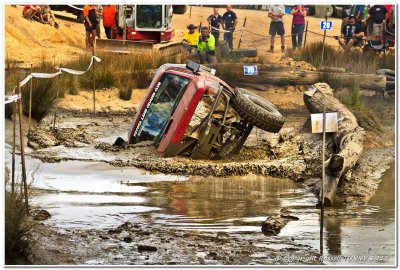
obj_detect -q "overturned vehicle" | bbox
[122,61,284,159]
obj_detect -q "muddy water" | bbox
[4,145,395,265]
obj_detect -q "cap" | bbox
[349,15,356,20]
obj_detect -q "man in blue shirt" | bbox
[222,5,238,50]
[207,8,223,45]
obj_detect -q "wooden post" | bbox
[27,64,33,143]
[320,107,326,255]
[303,21,309,48]
[16,82,29,213]
[189,5,192,19]
[92,47,96,114]
[320,9,328,68]
[11,95,16,194]
[237,17,247,49]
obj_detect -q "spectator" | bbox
[22,5,41,21]
[338,15,364,52]
[103,5,116,39]
[369,5,388,42]
[222,5,238,50]
[352,5,366,33]
[196,26,217,64]
[182,24,200,53]
[40,5,59,29]
[268,4,286,52]
[83,5,97,51]
[290,5,306,49]
[207,8,223,45]
[95,5,103,39]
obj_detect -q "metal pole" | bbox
[320,9,328,68]
[320,107,326,255]
[304,20,309,48]
[11,95,16,194]
[92,47,96,114]
[27,64,33,144]
[17,82,29,213]
[237,17,247,49]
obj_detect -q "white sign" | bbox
[320,21,333,30]
[311,112,338,133]
[243,66,258,75]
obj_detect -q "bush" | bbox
[5,168,34,265]
[116,74,136,100]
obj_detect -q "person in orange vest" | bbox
[83,5,97,50]
[103,5,116,39]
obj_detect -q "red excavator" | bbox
[96,5,183,56]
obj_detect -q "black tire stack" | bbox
[377,69,395,95]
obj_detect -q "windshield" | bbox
[132,73,190,144]
[136,5,162,29]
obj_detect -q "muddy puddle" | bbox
[4,143,395,265]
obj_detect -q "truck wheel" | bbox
[232,88,284,133]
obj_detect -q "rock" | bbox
[31,209,51,221]
[108,228,122,234]
[99,235,110,240]
[137,244,157,252]
[118,222,133,231]
[261,216,289,236]
[123,236,133,243]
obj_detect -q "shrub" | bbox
[116,73,136,100]
[5,168,34,265]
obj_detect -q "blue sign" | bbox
[243,66,258,75]
[320,20,333,30]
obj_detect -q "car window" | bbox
[132,73,190,143]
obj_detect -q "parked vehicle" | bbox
[49,5,84,22]
[117,61,285,159]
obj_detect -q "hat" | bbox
[348,15,356,20]
[187,24,197,29]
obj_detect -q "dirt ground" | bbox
[5,5,343,66]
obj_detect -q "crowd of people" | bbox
[22,5,59,29]
[183,4,396,62]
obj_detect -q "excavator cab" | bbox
[96,5,178,54]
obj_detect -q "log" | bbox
[208,63,386,91]
[303,83,365,206]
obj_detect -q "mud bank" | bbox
[21,106,394,204]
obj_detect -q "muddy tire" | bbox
[232,88,284,133]
[218,40,230,58]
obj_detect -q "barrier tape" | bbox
[7,56,101,103]
[5,94,20,104]
[67,5,83,11]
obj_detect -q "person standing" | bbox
[268,4,286,52]
[207,8,223,45]
[222,5,237,50]
[95,5,103,39]
[369,5,388,41]
[83,5,97,51]
[196,27,217,64]
[103,5,116,39]
[290,5,306,49]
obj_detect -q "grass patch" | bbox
[299,41,395,73]
[116,73,136,100]
[5,168,35,265]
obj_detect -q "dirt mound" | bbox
[5,5,85,66]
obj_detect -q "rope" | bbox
[6,56,101,103]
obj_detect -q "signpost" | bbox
[320,20,333,31]
[243,65,258,76]
[320,8,332,68]
[311,109,338,255]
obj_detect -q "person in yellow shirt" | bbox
[182,24,200,53]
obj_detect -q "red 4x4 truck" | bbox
[119,61,284,159]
